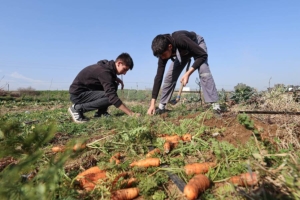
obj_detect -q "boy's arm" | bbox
[118,103,139,116]
[151,58,168,99]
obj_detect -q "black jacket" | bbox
[152,30,208,99]
[69,60,122,108]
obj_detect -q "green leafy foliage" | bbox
[237,113,254,130]
[0,120,56,157]
[0,121,75,200]
[230,83,256,104]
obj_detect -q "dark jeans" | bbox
[70,82,119,113]
[70,91,111,113]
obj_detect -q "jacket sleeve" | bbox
[99,69,122,108]
[152,58,168,99]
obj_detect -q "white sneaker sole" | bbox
[68,107,86,124]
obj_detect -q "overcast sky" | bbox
[1,0,299,91]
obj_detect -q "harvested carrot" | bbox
[229,172,258,186]
[184,174,210,200]
[111,172,129,189]
[164,142,171,154]
[130,158,160,167]
[73,143,86,152]
[110,152,121,164]
[121,177,138,188]
[76,166,106,191]
[182,133,192,141]
[111,172,137,190]
[159,135,181,143]
[51,146,65,153]
[171,141,179,148]
[111,187,139,200]
[184,162,216,175]
[146,148,161,157]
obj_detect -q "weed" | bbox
[237,113,254,130]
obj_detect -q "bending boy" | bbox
[147,30,220,115]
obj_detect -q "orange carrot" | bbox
[121,177,137,188]
[164,142,171,154]
[182,133,192,141]
[130,158,160,167]
[51,146,65,153]
[110,152,121,164]
[111,172,130,189]
[111,187,139,200]
[76,166,106,191]
[184,162,216,175]
[159,135,181,143]
[73,143,86,152]
[229,172,258,186]
[111,172,137,190]
[146,148,161,157]
[184,174,210,200]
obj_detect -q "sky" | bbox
[1,0,300,92]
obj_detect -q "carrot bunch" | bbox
[184,174,211,200]
[228,172,258,186]
[184,162,216,175]
[76,166,107,191]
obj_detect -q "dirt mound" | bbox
[181,112,278,147]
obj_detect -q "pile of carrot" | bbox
[184,162,216,175]
[184,174,211,200]
[130,158,160,168]
[228,172,258,187]
[76,166,107,191]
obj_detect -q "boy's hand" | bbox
[180,74,190,86]
[147,105,156,115]
[131,112,141,117]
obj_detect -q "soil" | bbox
[202,113,277,147]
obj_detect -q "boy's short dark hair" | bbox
[116,53,134,70]
[151,34,171,57]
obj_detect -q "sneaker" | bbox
[213,108,222,118]
[68,105,88,123]
[94,111,111,118]
[155,108,165,115]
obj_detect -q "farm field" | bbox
[0,86,300,200]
